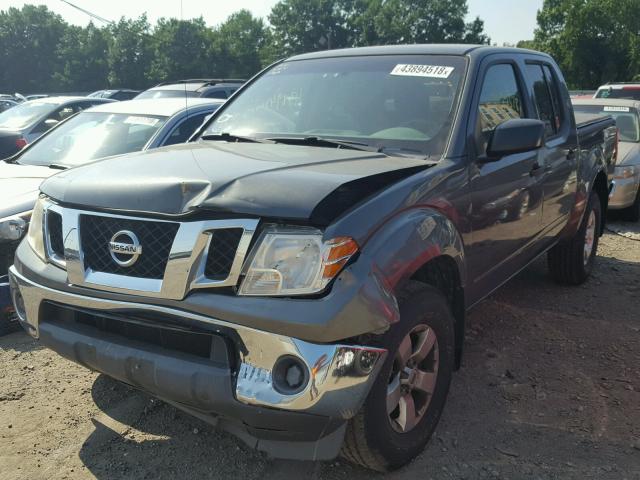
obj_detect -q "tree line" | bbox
[0,0,638,94]
[522,0,640,89]
[0,0,488,93]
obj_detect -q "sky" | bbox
[0,0,544,45]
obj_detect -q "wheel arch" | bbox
[361,208,467,368]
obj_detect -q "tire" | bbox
[547,191,601,285]
[341,282,455,472]
[621,188,640,222]
[0,310,18,336]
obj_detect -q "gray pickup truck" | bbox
[9,45,617,471]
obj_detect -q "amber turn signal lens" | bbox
[322,237,358,279]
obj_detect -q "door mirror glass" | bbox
[486,118,545,158]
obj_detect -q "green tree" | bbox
[214,10,270,77]
[267,0,364,56]
[373,0,488,44]
[0,5,68,92]
[107,15,152,89]
[54,23,109,91]
[148,17,213,83]
[531,0,640,88]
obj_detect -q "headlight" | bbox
[613,165,639,180]
[238,226,358,296]
[0,210,31,241]
[26,197,46,261]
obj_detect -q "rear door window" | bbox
[526,64,559,137]
[164,113,210,145]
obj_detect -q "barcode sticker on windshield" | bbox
[390,64,454,78]
[124,116,159,126]
[604,106,630,112]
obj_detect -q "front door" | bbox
[467,61,544,301]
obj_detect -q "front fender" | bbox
[357,208,466,294]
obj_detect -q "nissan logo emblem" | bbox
[108,230,142,267]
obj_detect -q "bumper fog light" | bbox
[272,356,309,395]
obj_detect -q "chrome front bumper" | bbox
[8,266,386,419]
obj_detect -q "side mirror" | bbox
[486,118,545,159]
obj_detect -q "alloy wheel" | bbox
[387,324,439,433]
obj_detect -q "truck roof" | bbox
[288,44,550,61]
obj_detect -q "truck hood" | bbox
[617,141,640,166]
[40,142,432,223]
[0,161,55,218]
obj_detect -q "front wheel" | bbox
[547,191,602,284]
[341,282,455,472]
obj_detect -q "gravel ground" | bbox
[1,224,639,480]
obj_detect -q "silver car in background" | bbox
[573,98,640,220]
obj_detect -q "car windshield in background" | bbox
[203,55,467,157]
[17,111,167,167]
[595,88,640,101]
[573,104,640,142]
[136,89,199,100]
[0,101,54,129]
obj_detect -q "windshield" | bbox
[136,89,199,100]
[17,111,167,167]
[595,87,640,101]
[0,101,55,129]
[202,55,467,157]
[573,104,640,142]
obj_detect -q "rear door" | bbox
[467,57,544,298]
[524,61,577,234]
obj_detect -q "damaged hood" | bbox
[40,142,432,222]
[0,161,55,218]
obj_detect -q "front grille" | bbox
[47,211,64,257]
[79,215,179,279]
[204,228,244,280]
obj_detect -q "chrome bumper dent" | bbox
[9,266,386,418]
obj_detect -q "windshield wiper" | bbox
[377,146,431,159]
[200,132,266,143]
[48,163,69,170]
[266,136,379,152]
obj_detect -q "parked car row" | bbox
[0,97,224,333]
[3,45,621,471]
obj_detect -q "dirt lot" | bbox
[1,224,639,480]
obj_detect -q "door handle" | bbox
[567,148,576,160]
[529,162,543,176]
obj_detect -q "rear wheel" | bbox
[341,282,455,472]
[548,191,601,284]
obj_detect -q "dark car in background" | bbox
[136,78,245,100]
[0,99,17,113]
[88,89,141,101]
[0,97,224,334]
[0,96,114,159]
